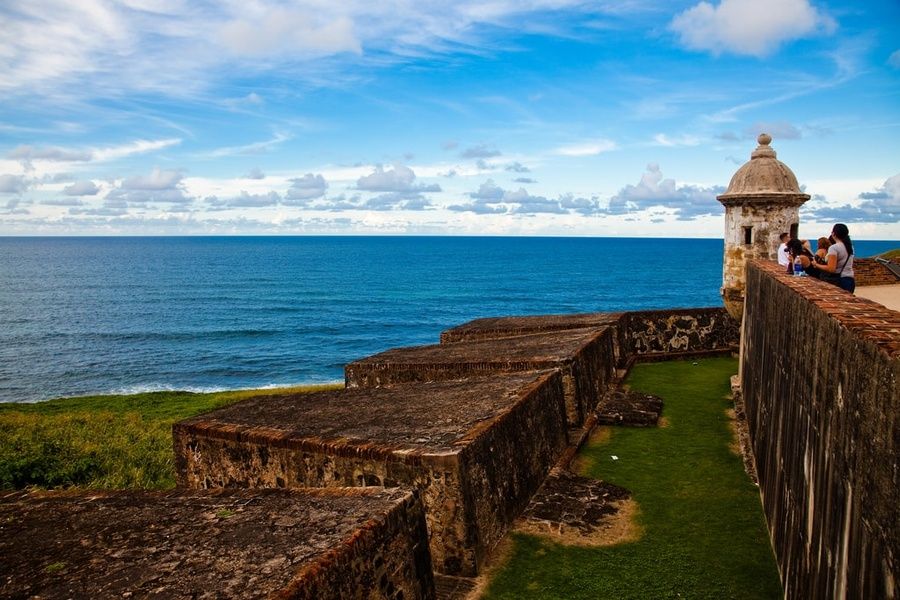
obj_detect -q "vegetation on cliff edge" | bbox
[0,385,341,490]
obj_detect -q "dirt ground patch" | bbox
[514,497,640,547]
[513,470,639,547]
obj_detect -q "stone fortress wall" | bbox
[174,306,738,580]
[740,260,899,599]
[5,256,897,598]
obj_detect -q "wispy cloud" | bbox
[553,139,617,156]
[7,138,181,165]
[205,133,291,158]
[0,1,634,99]
[93,139,182,162]
[652,133,702,147]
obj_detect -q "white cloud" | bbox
[6,139,180,166]
[107,167,192,204]
[356,164,440,194]
[889,50,900,69]
[607,164,723,220]
[206,133,291,158]
[451,179,586,215]
[805,174,900,224]
[670,0,836,57]
[244,167,266,180]
[460,144,502,159]
[0,174,28,194]
[122,168,184,190]
[220,10,361,58]
[553,139,617,156]
[0,2,620,98]
[64,180,100,196]
[469,179,506,202]
[41,197,85,206]
[8,146,92,162]
[652,133,702,147]
[285,173,328,203]
[209,191,281,208]
[92,139,181,162]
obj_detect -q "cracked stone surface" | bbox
[0,487,433,600]
[519,470,631,536]
[596,390,663,427]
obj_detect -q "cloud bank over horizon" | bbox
[0,0,898,239]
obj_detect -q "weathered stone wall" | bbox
[439,312,623,344]
[345,328,615,428]
[620,307,739,361]
[854,257,899,287]
[741,261,899,599]
[440,308,738,369]
[0,488,435,600]
[173,372,568,577]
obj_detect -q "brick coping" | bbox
[750,260,900,358]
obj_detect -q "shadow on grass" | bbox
[482,357,782,600]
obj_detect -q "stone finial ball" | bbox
[758,133,772,145]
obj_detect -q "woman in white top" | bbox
[818,223,855,293]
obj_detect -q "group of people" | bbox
[776,223,856,293]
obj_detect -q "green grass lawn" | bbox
[483,357,782,599]
[0,385,341,490]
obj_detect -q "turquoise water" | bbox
[0,236,895,403]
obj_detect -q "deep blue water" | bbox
[1,236,896,403]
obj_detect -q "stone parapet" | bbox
[439,307,738,370]
[173,372,568,577]
[439,312,623,344]
[741,260,899,598]
[346,328,615,428]
[0,487,434,600]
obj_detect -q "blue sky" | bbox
[1,0,898,238]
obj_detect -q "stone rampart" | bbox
[345,328,615,428]
[173,372,568,577]
[440,307,739,369]
[439,312,624,344]
[741,261,899,598]
[0,487,434,600]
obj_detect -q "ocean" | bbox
[1,236,896,403]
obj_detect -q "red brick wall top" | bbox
[750,260,900,358]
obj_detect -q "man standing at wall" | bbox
[777,233,791,268]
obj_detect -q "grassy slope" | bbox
[483,357,782,599]
[0,385,341,490]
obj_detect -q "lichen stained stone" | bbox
[595,390,663,427]
[0,487,434,600]
[345,327,616,428]
[174,371,569,577]
[440,312,623,344]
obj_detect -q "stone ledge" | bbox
[174,372,569,577]
[0,487,434,600]
[345,328,616,428]
[750,260,900,358]
[440,312,623,344]
[596,390,663,427]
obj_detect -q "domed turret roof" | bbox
[717,134,809,205]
